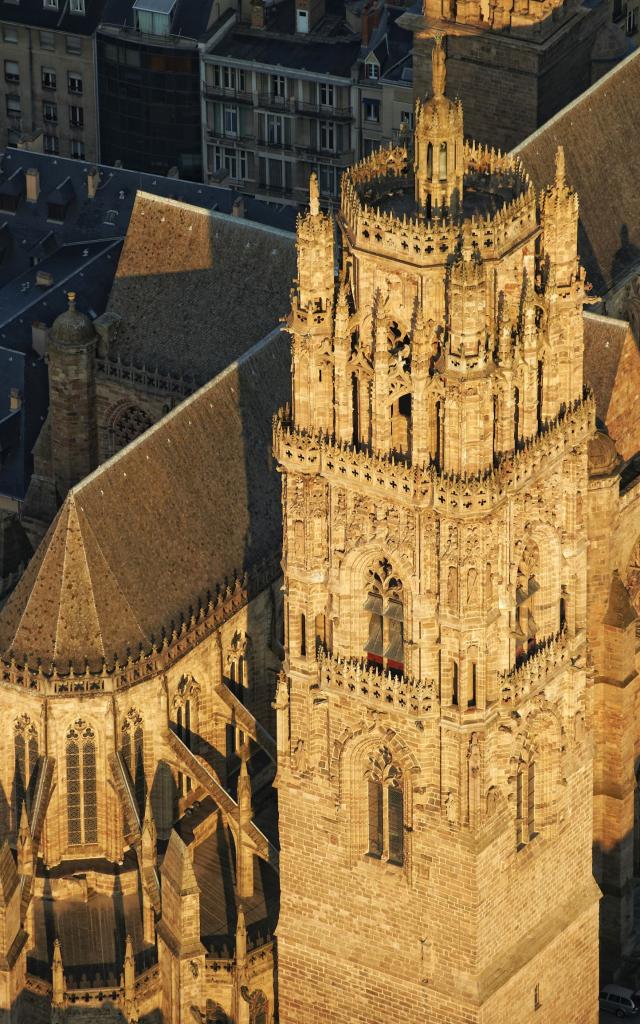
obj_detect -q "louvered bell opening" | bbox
[387,786,404,865]
[527,577,540,599]
[383,598,404,622]
[384,619,404,664]
[364,592,383,615]
[516,586,528,606]
[365,615,383,657]
[527,612,538,636]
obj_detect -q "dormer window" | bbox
[296,8,308,32]
[133,0,176,37]
[365,59,379,80]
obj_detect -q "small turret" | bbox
[414,37,464,217]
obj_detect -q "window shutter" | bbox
[388,786,404,865]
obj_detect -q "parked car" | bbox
[600,985,639,1017]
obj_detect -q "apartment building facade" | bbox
[201,12,360,204]
[0,0,103,161]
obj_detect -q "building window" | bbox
[68,70,83,93]
[65,34,81,54]
[66,721,98,847]
[13,716,38,830]
[267,113,284,145]
[70,0,85,12]
[363,98,379,123]
[627,5,638,31]
[223,65,245,91]
[69,103,83,127]
[43,100,57,122]
[320,82,334,107]
[43,133,59,154]
[318,163,337,196]
[71,138,85,159]
[6,93,21,117]
[516,753,536,847]
[400,109,414,130]
[319,120,335,151]
[363,137,381,157]
[364,558,404,676]
[41,66,56,89]
[366,750,404,865]
[122,711,145,811]
[43,0,59,8]
[39,30,54,49]
[211,145,248,181]
[109,404,153,455]
[365,59,379,79]
[4,60,19,84]
[223,103,238,136]
[271,73,286,97]
[3,26,18,43]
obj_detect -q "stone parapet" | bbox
[274,388,594,514]
[339,142,537,268]
[316,651,437,718]
[499,628,573,704]
[0,555,280,689]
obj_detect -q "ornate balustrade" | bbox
[273,390,594,514]
[339,141,537,266]
[316,651,436,717]
[96,352,197,399]
[0,555,280,692]
[499,629,571,704]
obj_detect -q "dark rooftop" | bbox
[0,0,107,34]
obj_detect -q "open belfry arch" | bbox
[274,37,599,1023]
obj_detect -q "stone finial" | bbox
[123,934,136,1003]
[554,145,566,189]
[52,939,65,1007]
[17,803,33,877]
[432,35,446,97]
[235,905,247,963]
[67,291,77,310]
[309,172,320,217]
[238,745,253,822]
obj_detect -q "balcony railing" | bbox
[297,99,352,120]
[206,127,254,146]
[255,136,295,155]
[295,143,354,163]
[203,82,254,104]
[317,650,436,718]
[256,92,297,114]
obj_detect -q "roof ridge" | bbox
[133,190,295,240]
[73,496,149,653]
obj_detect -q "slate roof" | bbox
[583,312,631,425]
[210,30,361,76]
[105,192,295,381]
[515,48,640,296]
[0,0,107,34]
[0,326,290,668]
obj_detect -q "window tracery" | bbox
[364,558,404,676]
[172,676,200,796]
[516,749,536,848]
[109,404,154,456]
[13,714,38,829]
[66,720,97,846]
[121,708,145,811]
[365,747,404,865]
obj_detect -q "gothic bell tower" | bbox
[274,52,599,1023]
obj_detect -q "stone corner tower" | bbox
[274,45,600,1024]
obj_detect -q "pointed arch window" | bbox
[366,749,404,866]
[122,710,145,811]
[13,715,38,829]
[516,752,536,847]
[66,721,97,846]
[364,559,404,677]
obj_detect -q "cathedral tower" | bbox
[274,52,599,1023]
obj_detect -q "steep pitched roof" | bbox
[583,313,630,423]
[105,192,296,383]
[515,49,640,295]
[604,571,637,629]
[0,327,290,669]
[162,830,199,896]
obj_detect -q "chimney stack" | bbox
[25,168,40,203]
[87,166,100,199]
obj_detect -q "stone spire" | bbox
[122,934,139,1023]
[432,34,446,95]
[52,938,65,1009]
[309,171,320,217]
[236,745,254,899]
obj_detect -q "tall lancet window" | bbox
[514,541,540,664]
[516,752,536,847]
[122,710,145,811]
[66,721,98,846]
[364,559,404,677]
[13,715,38,829]
[366,749,404,866]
